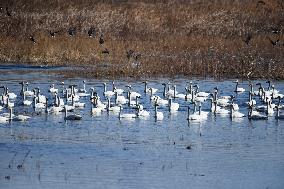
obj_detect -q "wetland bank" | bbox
[0,0,284,79]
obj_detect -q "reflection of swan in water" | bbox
[118,106,137,119]
[248,105,267,120]
[9,107,30,121]
[64,106,82,120]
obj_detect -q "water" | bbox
[0,66,284,189]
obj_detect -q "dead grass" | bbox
[0,0,283,79]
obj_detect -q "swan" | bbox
[234,80,245,93]
[5,87,17,100]
[166,85,178,98]
[118,106,137,119]
[246,91,256,106]
[9,107,30,121]
[115,92,128,105]
[275,106,284,119]
[64,106,82,120]
[187,106,206,121]
[112,82,124,95]
[107,98,121,112]
[35,88,47,104]
[126,85,141,99]
[0,115,8,123]
[49,84,58,93]
[33,96,46,109]
[103,83,115,98]
[248,105,268,120]
[152,96,168,106]
[22,92,32,106]
[143,81,158,94]
[137,105,150,118]
[168,98,179,112]
[213,101,229,115]
[24,82,34,96]
[78,80,87,93]
[230,104,245,118]
[154,103,164,121]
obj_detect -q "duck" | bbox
[234,80,245,93]
[64,105,82,120]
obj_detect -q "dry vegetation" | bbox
[0,0,283,79]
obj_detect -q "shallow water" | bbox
[0,67,284,189]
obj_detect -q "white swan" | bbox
[154,103,164,121]
[103,83,115,98]
[143,81,158,94]
[49,84,58,93]
[22,92,32,106]
[118,106,137,119]
[168,98,179,112]
[9,107,30,121]
[234,80,245,93]
[230,104,245,118]
[275,106,284,119]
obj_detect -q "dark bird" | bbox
[271,27,281,34]
[88,27,96,37]
[49,30,60,37]
[244,33,252,45]
[133,53,141,61]
[268,37,279,46]
[256,0,266,7]
[126,50,134,59]
[6,7,11,16]
[102,48,109,54]
[99,34,104,45]
[29,36,36,44]
[68,27,76,36]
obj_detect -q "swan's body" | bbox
[49,84,58,93]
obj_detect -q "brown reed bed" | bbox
[0,0,283,79]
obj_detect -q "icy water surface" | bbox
[0,67,284,189]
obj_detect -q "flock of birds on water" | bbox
[0,79,284,124]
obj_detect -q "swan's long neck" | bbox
[154,104,158,118]
[198,105,201,115]
[103,83,106,93]
[235,82,238,92]
[173,86,176,98]
[65,107,67,119]
[107,98,110,111]
[187,106,190,119]
[20,83,24,95]
[230,104,233,118]
[163,85,166,97]
[115,92,118,104]
[112,82,115,92]
[135,96,139,106]
[118,106,122,118]
[144,82,147,93]
[9,107,12,120]
[248,106,252,118]
[83,82,86,91]
[214,101,217,114]
[276,106,280,118]
[150,88,153,101]
[169,98,172,111]
[128,91,131,106]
